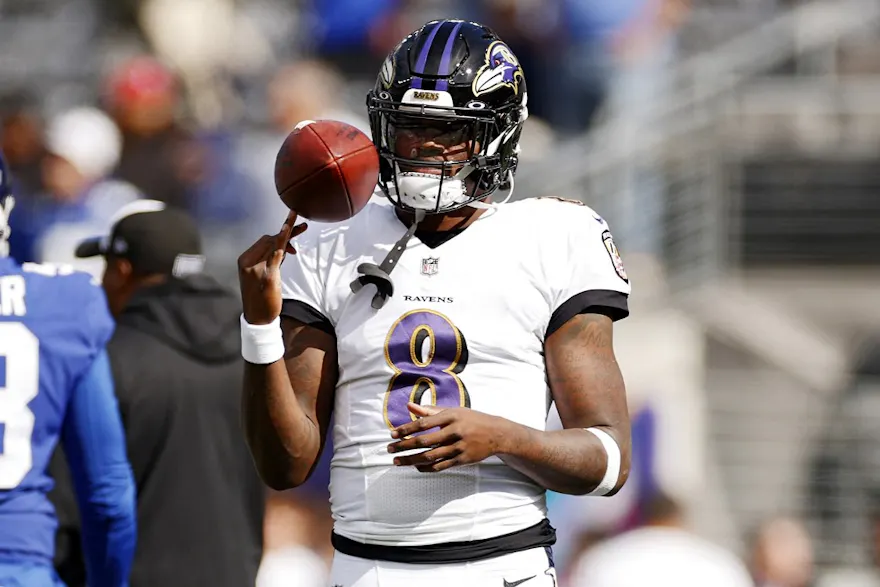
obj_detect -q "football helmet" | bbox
[0,150,14,258]
[367,19,528,214]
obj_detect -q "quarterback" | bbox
[239,20,631,587]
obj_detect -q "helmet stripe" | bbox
[435,21,464,91]
[411,21,443,89]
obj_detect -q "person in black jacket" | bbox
[55,199,264,587]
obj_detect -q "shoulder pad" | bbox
[22,262,101,286]
[536,195,586,206]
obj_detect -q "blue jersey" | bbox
[0,256,136,585]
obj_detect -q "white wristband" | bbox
[240,314,285,364]
[585,427,621,496]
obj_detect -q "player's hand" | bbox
[387,403,514,473]
[237,210,307,325]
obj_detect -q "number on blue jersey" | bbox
[0,323,39,488]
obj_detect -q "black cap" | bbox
[75,200,205,277]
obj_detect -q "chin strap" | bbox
[350,208,426,309]
[0,196,15,258]
[349,169,515,309]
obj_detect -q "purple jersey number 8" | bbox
[383,310,470,430]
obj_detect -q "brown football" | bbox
[274,119,379,222]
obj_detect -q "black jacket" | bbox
[53,275,264,587]
[112,275,263,587]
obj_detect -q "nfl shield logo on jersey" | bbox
[421,257,439,276]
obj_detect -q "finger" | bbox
[407,402,443,418]
[393,444,462,467]
[388,428,455,453]
[270,216,306,271]
[416,456,462,473]
[238,235,275,271]
[268,230,296,273]
[390,411,454,439]
[264,249,285,280]
[290,222,308,238]
[277,210,299,244]
[280,222,307,257]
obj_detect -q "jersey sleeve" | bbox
[42,268,116,362]
[81,276,116,354]
[545,204,631,338]
[61,349,137,587]
[279,229,334,335]
[21,264,115,371]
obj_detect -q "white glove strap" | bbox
[585,427,621,496]
[240,315,285,364]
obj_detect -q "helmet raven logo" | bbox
[472,41,523,96]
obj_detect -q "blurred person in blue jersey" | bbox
[0,151,137,586]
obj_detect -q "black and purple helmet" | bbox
[367,20,529,214]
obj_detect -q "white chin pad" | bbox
[394,165,469,212]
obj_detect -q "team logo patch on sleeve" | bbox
[602,230,628,282]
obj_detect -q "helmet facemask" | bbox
[368,92,525,215]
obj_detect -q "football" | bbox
[274,119,379,223]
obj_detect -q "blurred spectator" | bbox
[103,53,260,260]
[52,201,264,587]
[568,493,753,587]
[235,59,369,241]
[104,56,203,210]
[749,517,815,587]
[267,60,369,135]
[8,106,141,268]
[542,0,649,135]
[0,90,46,198]
[256,493,331,587]
[138,0,273,127]
[472,0,677,137]
[810,338,880,569]
[560,528,612,586]
[589,0,687,256]
[306,0,404,77]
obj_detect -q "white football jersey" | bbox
[280,194,631,546]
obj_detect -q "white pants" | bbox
[329,547,557,587]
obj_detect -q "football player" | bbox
[239,20,631,587]
[0,152,136,587]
